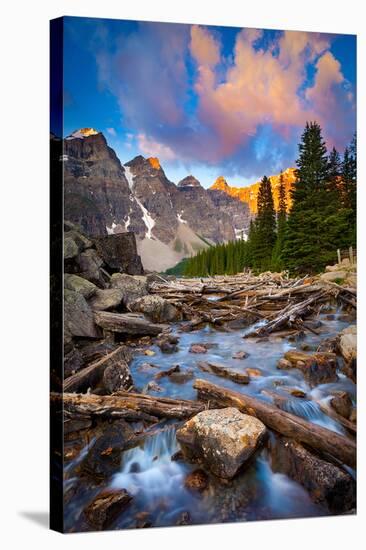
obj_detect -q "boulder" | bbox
[110,273,148,306]
[156,334,179,354]
[320,270,347,282]
[64,289,100,339]
[330,391,352,419]
[64,236,79,260]
[189,344,207,354]
[129,295,181,323]
[84,489,132,530]
[338,325,357,364]
[277,358,293,370]
[102,360,133,393]
[284,350,338,386]
[232,351,248,360]
[64,347,84,378]
[271,437,355,513]
[176,408,267,479]
[64,273,97,299]
[77,248,106,287]
[345,274,357,288]
[93,233,144,276]
[65,227,93,251]
[88,288,124,311]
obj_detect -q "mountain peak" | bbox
[147,157,161,170]
[178,175,202,188]
[66,128,100,140]
[211,176,229,191]
[209,168,296,213]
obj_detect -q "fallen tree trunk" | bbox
[245,290,328,337]
[94,311,167,335]
[194,379,356,468]
[52,391,205,421]
[64,345,132,393]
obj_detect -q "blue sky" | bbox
[61,16,356,188]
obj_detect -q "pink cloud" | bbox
[137,133,177,161]
[189,27,354,159]
[190,25,221,67]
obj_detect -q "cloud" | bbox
[94,23,355,179]
[190,25,220,67]
[137,133,176,161]
[106,127,117,137]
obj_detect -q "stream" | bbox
[64,303,356,531]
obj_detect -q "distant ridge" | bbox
[210,167,296,213]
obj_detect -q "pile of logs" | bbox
[149,273,356,336]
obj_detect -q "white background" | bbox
[1,0,364,548]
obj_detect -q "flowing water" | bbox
[64,305,355,531]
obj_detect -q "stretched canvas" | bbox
[50,16,357,533]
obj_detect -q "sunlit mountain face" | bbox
[62,17,356,189]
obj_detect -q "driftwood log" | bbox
[64,345,132,393]
[245,290,328,337]
[194,379,356,468]
[52,391,205,421]
[94,311,167,335]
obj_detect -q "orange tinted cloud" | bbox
[189,26,353,157]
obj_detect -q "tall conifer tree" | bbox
[252,175,276,270]
[272,171,287,270]
[282,121,331,273]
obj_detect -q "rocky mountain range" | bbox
[63,129,251,271]
[62,128,296,271]
[210,168,296,213]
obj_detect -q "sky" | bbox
[62,16,356,188]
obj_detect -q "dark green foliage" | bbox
[327,147,342,203]
[282,122,356,274]
[183,239,249,277]
[164,257,190,276]
[250,176,276,271]
[272,172,287,271]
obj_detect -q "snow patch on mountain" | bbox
[106,221,117,235]
[234,228,248,241]
[123,165,135,191]
[124,164,155,239]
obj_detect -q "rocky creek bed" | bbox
[58,225,357,532]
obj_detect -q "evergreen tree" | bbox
[282,121,332,273]
[272,171,287,271]
[327,147,342,204]
[251,175,276,270]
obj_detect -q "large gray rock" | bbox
[102,360,133,393]
[94,233,144,276]
[338,325,357,364]
[77,248,105,287]
[129,295,181,323]
[320,270,347,282]
[176,408,267,479]
[64,236,79,260]
[88,288,124,311]
[64,289,100,339]
[64,273,96,299]
[110,273,148,306]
